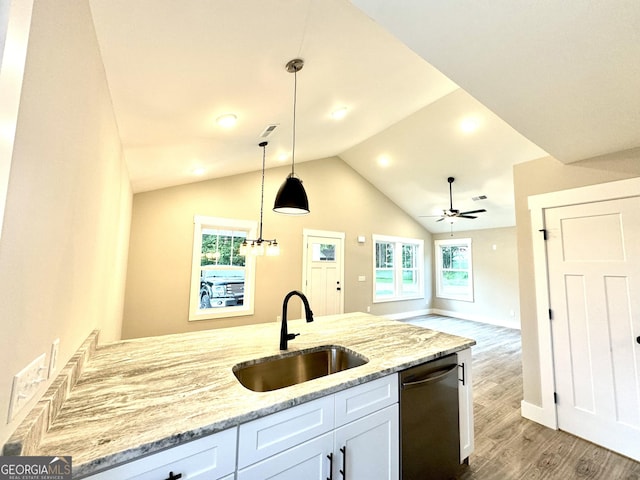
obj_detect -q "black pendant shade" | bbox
[274,58,310,215]
[273,174,309,215]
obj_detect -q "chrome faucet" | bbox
[280,290,314,350]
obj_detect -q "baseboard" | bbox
[521,400,557,429]
[383,308,429,321]
[429,308,521,330]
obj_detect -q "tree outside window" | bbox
[435,238,473,301]
[190,217,256,321]
[374,235,424,302]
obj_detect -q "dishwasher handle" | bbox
[401,363,458,390]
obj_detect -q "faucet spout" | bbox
[280,290,314,350]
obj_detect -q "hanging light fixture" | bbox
[240,141,280,256]
[273,58,310,215]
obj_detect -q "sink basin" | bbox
[233,345,369,392]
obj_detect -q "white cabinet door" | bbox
[237,432,333,480]
[333,404,399,480]
[457,348,474,462]
[82,428,237,480]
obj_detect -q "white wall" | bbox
[0,0,131,445]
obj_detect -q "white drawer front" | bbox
[238,395,334,468]
[82,427,237,480]
[334,374,398,427]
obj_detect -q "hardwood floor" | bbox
[404,315,640,480]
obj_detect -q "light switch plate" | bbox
[7,353,47,422]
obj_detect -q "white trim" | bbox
[429,308,521,330]
[189,216,257,321]
[526,176,640,430]
[521,400,558,429]
[383,308,429,321]
[372,234,425,303]
[302,229,345,315]
[434,237,474,302]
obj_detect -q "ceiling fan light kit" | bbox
[420,176,487,224]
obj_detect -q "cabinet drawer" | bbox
[238,395,334,468]
[82,427,237,480]
[334,374,398,427]
[237,432,333,480]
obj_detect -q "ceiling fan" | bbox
[420,177,486,222]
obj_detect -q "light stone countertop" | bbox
[31,313,475,477]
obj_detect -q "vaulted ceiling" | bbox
[88,0,639,234]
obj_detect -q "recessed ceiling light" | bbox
[192,167,206,176]
[377,155,391,167]
[278,152,290,162]
[331,106,348,120]
[459,117,480,133]
[216,113,237,128]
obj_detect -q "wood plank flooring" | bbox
[404,315,640,480]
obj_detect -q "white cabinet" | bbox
[238,374,399,480]
[82,427,237,480]
[237,432,333,480]
[457,347,474,462]
[333,404,399,480]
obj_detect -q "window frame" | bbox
[189,215,257,321]
[434,237,474,302]
[372,234,424,303]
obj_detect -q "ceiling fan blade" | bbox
[458,209,487,215]
[457,215,478,219]
[435,217,445,222]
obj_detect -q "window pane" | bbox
[312,243,336,262]
[199,269,245,309]
[401,269,419,295]
[375,269,394,297]
[402,244,416,268]
[376,242,394,268]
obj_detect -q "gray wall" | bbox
[431,226,520,329]
[123,156,433,339]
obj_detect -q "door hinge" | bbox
[553,392,558,404]
[539,228,548,240]
[548,308,553,320]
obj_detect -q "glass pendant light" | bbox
[273,58,310,215]
[240,142,280,256]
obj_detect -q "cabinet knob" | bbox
[164,472,182,480]
[636,336,640,344]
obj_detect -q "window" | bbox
[373,235,424,302]
[435,238,474,301]
[189,216,257,321]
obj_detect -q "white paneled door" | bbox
[546,196,640,461]
[303,231,344,317]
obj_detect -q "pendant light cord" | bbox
[258,142,267,240]
[291,69,297,176]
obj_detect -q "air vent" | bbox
[472,195,488,201]
[260,124,279,138]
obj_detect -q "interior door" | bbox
[545,196,640,461]
[304,233,344,316]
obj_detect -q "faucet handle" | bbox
[286,333,299,341]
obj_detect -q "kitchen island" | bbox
[4,312,475,478]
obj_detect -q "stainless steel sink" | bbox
[233,345,368,392]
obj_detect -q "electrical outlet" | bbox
[276,315,281,324]
[366,305,371,313]
[7,353,47,422]
[48,338,60,379]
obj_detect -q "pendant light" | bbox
[273,58,310,215]
[240,142,280,256]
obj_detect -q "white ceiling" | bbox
[88,0,639,234]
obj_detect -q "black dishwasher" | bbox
[399,354,460,480]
